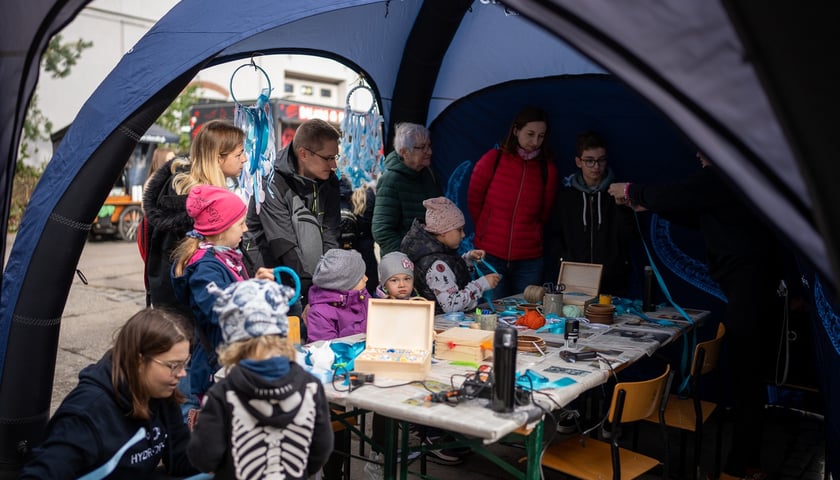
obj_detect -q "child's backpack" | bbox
[136,215,152,306]
[339,208,359,249]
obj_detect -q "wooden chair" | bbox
[541,364,673,480]
[287,315,301,345]
[643,322,726,479]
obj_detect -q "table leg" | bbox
[523,420,544,480]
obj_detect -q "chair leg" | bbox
[660,419,670,479]
[714,411,724,480]
[694,422,703,480]
[680,429,688,478]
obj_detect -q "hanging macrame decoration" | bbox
[231,60,276,214]
[339,82,384,188]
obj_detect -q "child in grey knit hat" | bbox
[376,251,417,300]
[305,249,369,342]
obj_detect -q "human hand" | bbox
[469,249,486,260]
[254,267,276,281]
[485,273,502,288]
[607,183,628,204]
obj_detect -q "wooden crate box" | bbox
[354,298,435,381]
[558,261,603,307]
[434,327,494,363]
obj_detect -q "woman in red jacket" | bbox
[467,106,558,299]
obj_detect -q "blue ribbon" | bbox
[515,369,577,391]
[473,258,498,312]
[329,340,367,373]
[77,427,146,480]
[633,211,696,393]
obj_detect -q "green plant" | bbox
[157,83,201,152]
[8,161,44,233]
[10,34,92,232]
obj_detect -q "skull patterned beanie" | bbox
[208,279,296,345]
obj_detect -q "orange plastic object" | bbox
[515,310,545,330]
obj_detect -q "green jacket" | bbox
[372,150,442,255]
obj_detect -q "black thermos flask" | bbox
[643,265,656,311]
[492,326,518,413]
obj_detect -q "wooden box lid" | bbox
[558,261,603,297]
[365,298,435,352]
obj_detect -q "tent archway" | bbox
[2,1,839,476]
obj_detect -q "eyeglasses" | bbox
[303,147,340,163]
[412,143,432,152]
[580,156,607,168]
[148,355,191,376]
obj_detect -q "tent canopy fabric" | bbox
[1,0,838,475]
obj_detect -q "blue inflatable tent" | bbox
[1,0,838,476]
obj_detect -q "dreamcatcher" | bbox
[232,58,276,214]
[339,80,384,188]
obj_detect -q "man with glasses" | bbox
[545,131,634,296]
[245,119,342,310]
[372,122,442,256]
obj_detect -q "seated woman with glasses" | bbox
[372,122,442,256]
[19,308,197,479]
[545,131,635,296]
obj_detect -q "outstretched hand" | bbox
[468,249,486,260]
[254,267,276,281]
[607,183,628,205]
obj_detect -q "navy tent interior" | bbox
[1,0,839,475]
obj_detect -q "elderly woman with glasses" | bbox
[20,308,197,479]
[372,122,442,256]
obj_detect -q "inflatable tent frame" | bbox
[1,0,838,476]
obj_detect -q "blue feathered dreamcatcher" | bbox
[232,60,276,214]
[338,81,384,188]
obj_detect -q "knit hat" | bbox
[186,185,246,236]
[208,279,297,345]
[312,249,366,291]
[423,197,465,234]
[378,252,414,287]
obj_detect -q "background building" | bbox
[32,0,361,166]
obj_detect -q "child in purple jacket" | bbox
[305,248,369,342]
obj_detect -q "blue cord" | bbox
[633,210,697,394]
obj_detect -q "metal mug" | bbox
[541,293,564,316]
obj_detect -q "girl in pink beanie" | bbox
[170,185,275,419]
[400,197,501,313]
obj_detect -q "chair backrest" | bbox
[288,315,301,345]
[608,364,672,424]
[691,322,725,376]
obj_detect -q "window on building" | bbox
[300,85,314,96]
[284,83,294,93]
[320,88,332,98]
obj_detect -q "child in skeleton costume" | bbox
[187,279,333,480]
[400,197,501,314]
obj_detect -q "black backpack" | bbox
[339,208,359,249]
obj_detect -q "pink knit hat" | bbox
[186,185,247,236]
[423,197,465,234]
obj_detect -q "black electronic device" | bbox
[565,319,579,348]
[643,265,657,311]
[559,350,597,363]
[492,326,517,413]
